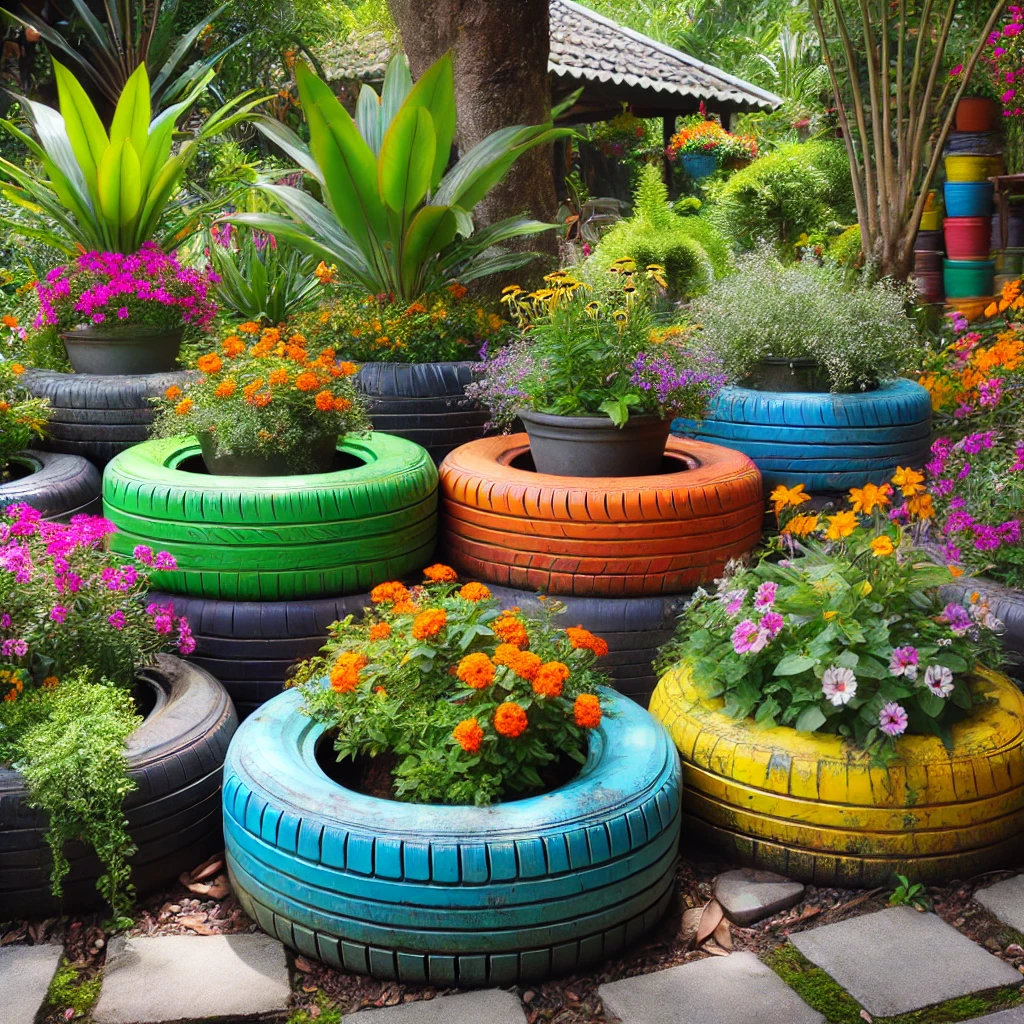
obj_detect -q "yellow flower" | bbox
[783,514,820,537]
[823,610,838,620]
[314,261,338,284]
[770,483,811,514]
[645,263,668,288]
[859,581,873,597]
[584,301,600,318]
[985,301,1000,318]
[848,483,890,515]
[870,535,895,557]
[825,510,858,540]
[906,493,935,519]
[891,466,925,497]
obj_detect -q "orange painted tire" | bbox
[440,434,763,596]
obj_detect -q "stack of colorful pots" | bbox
[914,189,945,304]
[943,96,1003,315]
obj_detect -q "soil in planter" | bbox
[314,731,584,802]
[173,449,366,476]
[506,448,699,476]
[0,460,33,484]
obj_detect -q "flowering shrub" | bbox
[658,472,1003,757]
[297,285,512,364]
[295,567,609,806]
[34,245,218,334]
[666,117,757,164]
[0,359,48,476]
[150,322,370,471]
[467,263,726,429]
[951,7,1024,116]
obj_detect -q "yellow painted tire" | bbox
[650,663,1024,886]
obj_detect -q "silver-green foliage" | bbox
[690,247,919,392]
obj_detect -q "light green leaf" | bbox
[379,104,435,217]
[109,63,151,156]
[403,52,455,189]
[794,705,826,732]
[401,205,457,292]
[53,60,109,186]
[773,653,816,676]
[379,54,413,136]
[355,84,383,155]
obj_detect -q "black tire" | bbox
[357,361,489,465]
[941,576,1024,661]
[23,369,188,467]
[486,585,685,707]
[0,451,101,521]
[150,592,373,719]
[0,655,237,919]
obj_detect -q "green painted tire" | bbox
[102,434,439,600]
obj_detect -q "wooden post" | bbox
[662,115,674,185]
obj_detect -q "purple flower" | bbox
[889,646,919,679]
[924,664,955,697]
[941,602,972,633]
[1,638,27,657]
[879,702,908,736]
[108,609,126,630]
[760,610,784,637]
[731,619,762,654]
[0,613,10,628]
[49,605,67,624]
[133,545,154,565]
[718,588,746,616]
[754,581,777,609]
[153,551,177,570]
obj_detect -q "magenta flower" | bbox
[1,638,27,656]
[108,609,126,630]
[731,619,760,654]
[754,581,777,609]
[133,545,155,565]
[889,645,919,679]
[49,605,67,624]
[941,603,972,633]
[760,610,784,637]
[153,551,177,570]
[879,702,908,736]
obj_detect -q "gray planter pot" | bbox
[519,408,670,477]
[61,326,183,375]
[197,431,340,477]
[743,357,831,393]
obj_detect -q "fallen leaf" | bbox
[189,851,225,879]
[696,899,724,946]
[178,916,215,935]
[713,918,733,951]
[294,956,315,973]
[191,858,224,883]
[178,872,192,889]
[704,942,730,956]
[681,907,703,949]
[185,881,213,896]
[860,1011,873,1022]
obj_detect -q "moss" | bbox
[45,960,102,1018]
[766,944,1024,1024]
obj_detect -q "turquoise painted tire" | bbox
[673,378,932,493]
[102,434,438,600]
[223,685,682,985]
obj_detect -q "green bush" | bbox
[710,140,856,250]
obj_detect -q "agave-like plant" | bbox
[0,60,265,255]
[228,54,573,300]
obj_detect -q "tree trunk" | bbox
[388,0,558,242]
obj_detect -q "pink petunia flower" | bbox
[924,664,955,697]
[879,702,908,736]
[821,665,857,706]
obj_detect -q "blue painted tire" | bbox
[673,378,932,493]
[223,685,682,985]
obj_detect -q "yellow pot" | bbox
[945,154,1004,182]
[923,189,941,212]
[920,209,943,232]
[649,662,1024,886]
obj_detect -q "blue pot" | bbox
[944,181,994,218]
[680,153,718,179]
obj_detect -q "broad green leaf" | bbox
[53,60,109,185]
[794,705,826,732]
[140,115,175,199]
[251,115,324,184]
[97,138,124,230]
[379,104,435,217]
[117,139,142,227]
[401,204,457,291]
[404,52,455,188]
[355,84,383,155]
[773,653,816,676]
[379,54,412,136]
[598,397,630,426]
[110,63,151,156]
[916,690,947,719]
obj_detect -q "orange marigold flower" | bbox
[533,660,570,698]
[574,693,602,729]
[222,335,245,356]
[288,333,307,346]
[392,599,420,615]
[339,361,358,376]
[448,282,468,300]
[239,321,260,334]
[268,368,289,386]
[493,614,529,648]
[370,581,410,604]
[906,493,935,519]
[891,465,925,497]
[507,649,542,682]
[458,582,491,602]
[10,363,24,375]
[368,622,391,642]
[1,314,18,327]
[252,391,272,407]
[41,675,58,690]
[457,651,495,689]
[412,608,447,640]
[315,390,335,411]
[424,563,458,583]
[215,378,237,398]
[333,396,352,413]
[295,371,319,392]
[565,626,610,657]
[285,345,306,361]
[453,717,484,753]
[175,398,193,415]
[164,385,182,400]
[493,701,528,738]
[329,651,368,693]
[197,353,223,374]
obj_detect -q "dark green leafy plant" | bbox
[889,874,931,911]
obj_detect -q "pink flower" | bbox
[731,619,760,654]
[117,307,129,319]
[49,605,67,623]
[108,609,126,630]
[924,664,955,697]
[761,610,784,637]
[754,581,777,609]
[821,665,857,706]
[1004,89,1018,104]
[879,702,908,736]
[92,313,105,323]
[153,551,177,570]
[133,544,155,565]
[889,645,919,679]
[950,63,964,76]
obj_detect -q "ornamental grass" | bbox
[294,567,610,806]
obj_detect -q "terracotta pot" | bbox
[955,96,1000,133]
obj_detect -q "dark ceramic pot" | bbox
[915,230,944,252]
[913,250,943,273]
[518,409,670,478]
[743,357,831,393]
[198,431,339,476]
[61,326,183,375]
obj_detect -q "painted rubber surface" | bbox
[102,434,438,600]
[941,576,1024,661]
[0,655,236,917]
[357,361,489,465]
[650,662,1024,887]
[0,451,101,520]
[488,585,685,708]
[150,591,373,719]
[224,685,681,984]
[440,435,763,597]
[673,379,933,493]
[23,369,187,467]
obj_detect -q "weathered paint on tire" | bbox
[223,685,681,984]
[649,661,1024,886]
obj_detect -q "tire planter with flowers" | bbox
[649,662,1024,886]
[672,379,933,494]
[356,361,491,465]
[23,369,188,468]
[0,654,237,917]
[101,433,439,600]
[940,578,1024,661]
[0,451,101,520]
[223,683,681,984]
[440,434,763,596]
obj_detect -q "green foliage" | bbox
[889,875,931,911]
[229,54,569,300]
[1,673,141,925]
[45,960,102,1018]
[0,360,49,477]
[689,247,918,391]
[709,140,855,250]
[828,224,863,270]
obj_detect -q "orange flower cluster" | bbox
[411,609,447,640]
[424,563,458,583]
[493,644,542,681]
[330,651,368,693]
[494,701,529,737]
[458,582,491,602]
[457,652,495,689]
[533,661,570,699]
[493,613,529,648]
[368,622,391,642]
[565,627,610,658]
[453,717,484,753]
[370,581,410,604]
[573,694,602,729]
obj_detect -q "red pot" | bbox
[913,270,944,304]
[955,97,1000,133]
[913,250,943,273]
[944,216,993,260]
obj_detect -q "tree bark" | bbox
[388,0,558,241]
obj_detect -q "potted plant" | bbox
[0,503,235,922]
[223,567,682,981]
[665,117,757,178]
[467,262,726,477]
[679,249,931,494]
[650,474,1021,885]
[226,53,571,464]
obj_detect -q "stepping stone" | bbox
[350,990,527,1022]
[976,875,1024,933]
[92,933,291,1023]
[715,868,805,926]
[962,1008,1024,1023]
[0,944,64,1024]
[598,951,824,1024]
[791,907,1023,1017]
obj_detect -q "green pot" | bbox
[943,258,995,299]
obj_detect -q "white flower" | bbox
[923,664,954,698]
[821,665,858,706]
